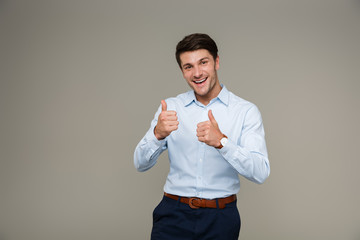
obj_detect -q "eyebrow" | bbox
[199,57,210,62]
[182,57,210,68]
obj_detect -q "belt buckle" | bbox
[189,197,200,209]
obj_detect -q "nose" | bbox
[193,66,202,79]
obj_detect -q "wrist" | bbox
[215,134,228,149]
[154,126,164,140]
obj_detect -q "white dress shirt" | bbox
[134,85,270,199]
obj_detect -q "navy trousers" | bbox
[151,195,241,240]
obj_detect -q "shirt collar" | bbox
[217,85,230,106]
[182,84,230,107]
[183,91,196,107]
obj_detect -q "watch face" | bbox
[221,137,228,146]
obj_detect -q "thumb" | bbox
[161,100,167,112]
[208,110,217,124]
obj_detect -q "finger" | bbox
[197,121,210,128]
[161,100,167,112]
[197,127,208,136]
[208,110,217,124]
[160,111,177,121]
[197,136,206,143]
[165,115,178,121]
[166,120,179,126]
[164,110,177,116]
[196,125,206,132]
[167,124,179,132]
[196,131,205,137]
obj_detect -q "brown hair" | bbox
[175,33,218,68]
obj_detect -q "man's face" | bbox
[179,49,221,104]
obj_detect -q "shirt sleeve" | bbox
[219,105,270,184]
[133,105,168,172]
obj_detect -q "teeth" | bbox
[194,78,206,84]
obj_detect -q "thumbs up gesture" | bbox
[154,100,179,140]
[196,110,223,148]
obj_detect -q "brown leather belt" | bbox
[164,192,236,209]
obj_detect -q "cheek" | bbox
[208,65,216,72]
[183,72,192,81]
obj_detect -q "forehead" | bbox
[179,49,212,65]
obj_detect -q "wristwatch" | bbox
[216,134,228,149]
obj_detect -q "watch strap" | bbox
[216,134,227,149]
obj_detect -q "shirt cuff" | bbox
[218,138,247,164]
[144,127,166,151]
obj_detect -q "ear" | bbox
[215,55,220,70]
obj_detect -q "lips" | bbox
[193,77,207,84]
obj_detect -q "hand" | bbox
[196,110,223,147]
[154,100,179,140]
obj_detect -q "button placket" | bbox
[195,106,207,197]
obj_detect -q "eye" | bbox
[184,65,192,70]
[201,60,208,65]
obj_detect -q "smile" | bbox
[193,77,207,84]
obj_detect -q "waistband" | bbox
[164,192,236,209]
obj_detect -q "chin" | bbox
[195,89,209,97]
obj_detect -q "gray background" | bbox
[1,0,360,239]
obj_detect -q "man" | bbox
[134,33,270,240]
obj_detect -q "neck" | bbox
[196,82,222,106]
